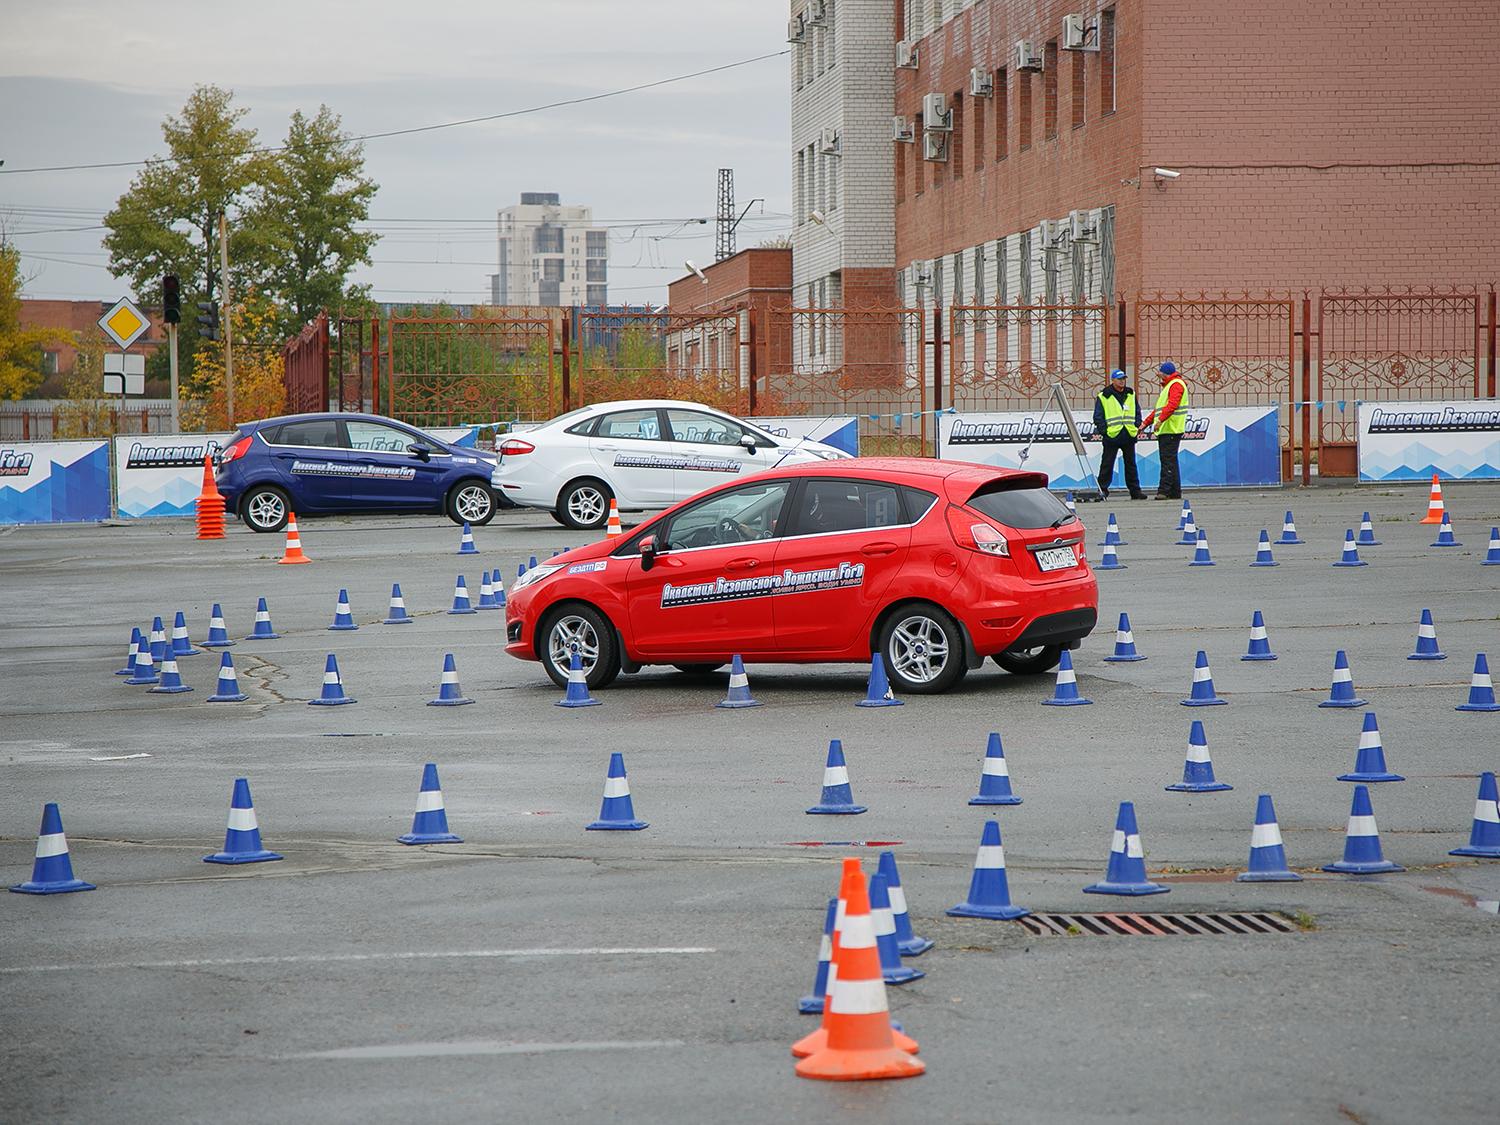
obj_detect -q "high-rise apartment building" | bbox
[489,192,608,307]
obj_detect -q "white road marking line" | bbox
[89,753,152,761]
[0,947,715,976]
[288,1039,687,1060]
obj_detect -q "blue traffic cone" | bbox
[428,653,474,706]
[807,739,866,814]
[946,819,1030,919]
[856,652,902,707]
[1176,511,1199,546]
[328,588,358,631]
[1096,541,1125,570]
[447,575,476,615]
[398,762,463,844]
[1449,772,1500,858]
[1241,610,1277,661]
[517,561,528,580]
[1166,719,1232,792]
[1338,711,1404,783]
[716,654,760,708]
[207,652,249,702]
[1430,512,1461,547]
[383,583,412,624]
[1483,527,1500,565]
[124,633,158,685]
[1103,612,1146,662]
[1322,785,1403,874]
[1356,512,1381,546]
[798,898,838,1013]
[457,521,478,554]
[9,803,95,894]
[869,872,924,984]
[528,555,539,571]
[1084,801,1169,895]
[170,611,201,657]
[116,626,142,675]
[1042,649,1092,705]
[494,577,507,611]
[1456,653,1499,711]
[203,604,235,648]
[556,648,600,708]
[1407,608,1445,660]
[476,570,497,610]
[1332,530,1366,567]
[877,851,933,955]
[150,651,193,694]
[1099,513,1124,546]
[969,732,1023,805]
[308,653,355,706]
[1249,530,1278,567]
[1176,498,1191,530]
[1236,794,1302,882]
[148,615,167,662]
[1277,510,1304,545]
[1182,650,1226,706]
[1189,528,1215,566]
[245,597,280,639]
[203,778,282,864]
[1318,649,1366,708]
[586,752,647,830]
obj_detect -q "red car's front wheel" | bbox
[539,604,621,690]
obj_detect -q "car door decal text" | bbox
[290,459,416,481]
[660,561,865,608]
[614,453,743,473]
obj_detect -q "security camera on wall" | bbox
[1153,168,1181,180]
[685,260,708,283]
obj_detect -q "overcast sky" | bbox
[0,1,791,310]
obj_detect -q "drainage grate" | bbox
[1016,912,1298,937]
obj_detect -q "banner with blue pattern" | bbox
[1356,398,1500,482]
[0,440,111,524]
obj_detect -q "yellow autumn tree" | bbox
[1,243,72,400]
[183,291,287,431]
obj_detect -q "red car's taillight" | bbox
[946,505,1010,556]
[499,438,535,456]
[218,435,253,466]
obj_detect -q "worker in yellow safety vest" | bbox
[1092,368,1147,500]
[1141,361,1190,500]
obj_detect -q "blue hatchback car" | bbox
[214,412,502,532]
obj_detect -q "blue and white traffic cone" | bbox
[398,762,463,844]
[1065,491,1076,515]
[383,583,412,624]
[586,752,647,830]
[1249,530,1278,567]
[1096,541,1125,570]
[556,648,600,708]
[1103,612,1146,662]
[1042,649,1092,705]
[877,851,933,955]
[1277,510,1304,545]
[9,803,95,894]
[1338,711,1404,783]
[946,819,1030,919]
[1322,785,1403,874]
[308,653,355,706]
[447,575,476,615]
[150,651,193,694]
[870,872,924,984]
[207,652,249,702]
[1318,649,1367,708]
[124,633,158,685]
[476,571,496,610]
[1099,513,1124,547]
[1407,608,1445,660]
[1449,772,1500,858]
[328,588,358,631]
[1166,719,1232,792]
[1356,512,1381,546]
[1332,530,1366,567]
[1241,610,1277,661]
[203,777,283,864]
[116,627,143,675]
[1483,527,1500,565]
[428,653,474,706]
[170,611,200,657]
[1430,512,1461,547]
[807,739,866,814]
[1181,650,1226,706]
[969,732,1023,806]
[494,576,507,611]
[148,616,168,662]
[245,597,280,639]
[1236,794,1302,882]
[517,561,528,581]
[1084,801,1169,896]
[856,652,903,707]
[457,521,478,554]
[1456,653,1499,711]
[1189,528,1215,566]
[1176,499,1191,531]
[1176,512,1199,546]
[203,604,235,648]
[798,898,838,1013]
[716,654,760,708]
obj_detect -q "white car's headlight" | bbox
[807,446,851,460]
[512,563,563,592]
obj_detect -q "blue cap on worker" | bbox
[1110,368,1126,381]
[1159,361,1177,375]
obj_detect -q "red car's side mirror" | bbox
[639,534,658,571]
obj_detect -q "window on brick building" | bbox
[1044,41,1058,140]
[1018,72,1032,151]
[1100,9,1116,116]
[829,154,839,211]
[1071,44,1085,128]
[995,69,1008,160]
[972,90,985,169]
[795,149,805,222]
[997,238,1008,304]
[951,92,964,179]
[1019,232,1032,304]
[974,243,985,304]
[828,1,836,66]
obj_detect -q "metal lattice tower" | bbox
[715,168,735,261]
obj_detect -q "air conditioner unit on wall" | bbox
[787,15,806,42]
[969,67,993,97]
[892,115,915,142]
[1069,210,1098,243]
[923,131,948,162]
[806,0,827,25]
[1015,39,1043,70]
[819,127,841,155]
[922,92,951,131]
[896,40,918,68]
[1062,14,1098,51]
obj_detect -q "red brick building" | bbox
[18,299,165,395]
[666,247,793,384]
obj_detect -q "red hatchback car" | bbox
[505,458,1098,695]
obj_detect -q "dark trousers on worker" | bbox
[1097,437,1142,498]
[1156,434,1183,499]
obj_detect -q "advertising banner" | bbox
[114,433,233,518]
[748,415,860,456]
[0,440,111,524]
[938,404,1282,490]
[1356,399,1500,482]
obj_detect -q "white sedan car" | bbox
[491,399,852,529]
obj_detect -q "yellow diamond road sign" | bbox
[98,296,150,351]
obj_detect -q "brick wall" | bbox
[667,248,793,382]
[19,299,166,392]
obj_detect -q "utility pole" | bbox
[219,213,234,424]
[715,169,735,262]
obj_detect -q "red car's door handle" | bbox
[861,542,899,557]
[726,557,760,571]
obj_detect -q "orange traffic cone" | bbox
[278,513,311,564]
[793,858,924,1081]
[1421,474,1445,524]
[605,498,623,539]
[195,455,226,540]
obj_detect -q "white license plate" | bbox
[1035,545,1078,572]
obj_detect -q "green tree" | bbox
[0,243,71,400]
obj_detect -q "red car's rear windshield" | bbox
[965,480,1077,530]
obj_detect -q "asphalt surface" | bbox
[3,483,1499,1124]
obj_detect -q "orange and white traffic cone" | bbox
[195,455,226,541]
[278,513,311,564]
[1421,474,1445,524]
[605,498,623,539]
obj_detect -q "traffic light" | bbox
[196,300,219,341]
[162,274,181,324]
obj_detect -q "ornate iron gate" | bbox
[946,303,1111,412]
[383,315,557,429]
